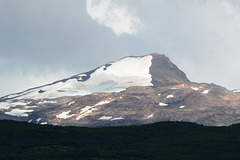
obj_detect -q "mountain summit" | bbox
[0,53,240,127]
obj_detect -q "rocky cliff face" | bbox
[0,53,240,127]
[150,53,189,86]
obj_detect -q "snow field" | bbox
[6,55,153,100]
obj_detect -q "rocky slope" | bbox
[0,53,240,126]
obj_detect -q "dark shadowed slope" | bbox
[150,53,189,86]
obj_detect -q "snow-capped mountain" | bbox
[0,53,240,127]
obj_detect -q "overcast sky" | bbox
[1,0,240,97]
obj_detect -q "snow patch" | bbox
[78,74,87,77]
[5,108,33,117]
[0,102,13,110]
[167,59,173,68]
[180,106,185,109]
[39,100,57,104]
[158,94,161,96]
[202,90,210,94]
[76,99,113,120]
[76,114,86,120]
[191,87,199,91]
[0,101,37,111]
[159,102,168,106]
[40,122,47,125]
[233,89,240,93]
[147,114,154,118]
[111,117,124,121]
[80,106,93,113]
[10,101,28,106]
[24,105,38,109]
[94,100,111,106]
[76,106,97,120]
[56,111,74,119]
[0,101,28,110]
[165,95,174,99]
[99,116,112,120]
[68,101,75,106]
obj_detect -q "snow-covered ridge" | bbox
[1,55,153,100]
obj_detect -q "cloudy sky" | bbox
[1,0,240,96]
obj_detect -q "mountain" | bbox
[0,53,240,127]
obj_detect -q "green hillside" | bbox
[1,120,240,160]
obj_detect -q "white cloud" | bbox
[86,0,143,36]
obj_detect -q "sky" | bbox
[1,0,240,97]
